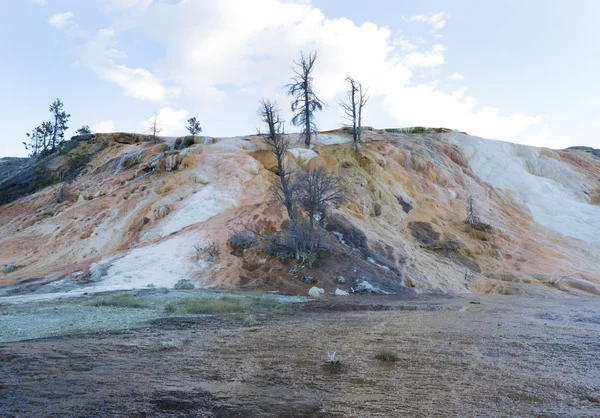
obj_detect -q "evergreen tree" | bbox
[49,99,70,150]
[185,117,202,135]
[76,125,92,135]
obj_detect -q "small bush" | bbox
[375,349,400,362]
[229,230,256,248]
[326,349,343,365]
[164,303,177,314]
[264,219,323,267]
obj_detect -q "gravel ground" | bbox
[0,289,306,343]
[1,293,599,416]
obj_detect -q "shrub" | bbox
[264,218,323,267]
[164,303,177,314]
[229,230,256,248]
[326,349,343,365]
[375,349,400,362]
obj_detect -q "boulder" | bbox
[174,279,195,290]
[308,286,325,297]
[353,280,389,295]
[334,288,349,296]
[156,205,171,218]
[4,264,24,274]
[335,275,346,284]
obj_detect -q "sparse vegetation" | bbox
[164,303,177,314]
[375,349,400,362]
[229,230,256,248]
[326,349,343,365]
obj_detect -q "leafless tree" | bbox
[148,112,162,143]
[257,99,296,222]
[286,51,324,148]
[340,76,369,153]
[465,195,477,225]
[294,167,346,242]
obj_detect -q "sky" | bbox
[1,0,600,158]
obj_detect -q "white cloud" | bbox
[525,124,572,149]
[449,73,464,80]
[592,121,600,127]
[139,108,189,136]
[410,12,449,31]
[49,14,172,102]
[404,44,446,68]
[92,120,116,133]
[57,1,544,143]
[49,12,76,31]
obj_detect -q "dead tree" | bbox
[294,167,346,245]
[340,76,369,153]
[465,195,477,225]
[286,51,324,148]
[257,99,295,222]
[148,112,162,143]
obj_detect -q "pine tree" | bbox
[286,51,324,148]
[185,117,202,135]
[49,99,70,151]
[76,125,92,135]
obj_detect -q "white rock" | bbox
[308,286,325,297]
[334,288,349,296]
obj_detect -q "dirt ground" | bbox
[1,294,599,417]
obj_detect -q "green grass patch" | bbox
[178,296,280,315]
[375,349,400,362]
[91,294,148,308]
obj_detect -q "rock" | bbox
[374,203,382,217]
[335,275,346,284]
[174,279,195,290]
[301,276,316,284]
[156,205,171,218]
[308,287,325,297]
[353,280,389,295]
[3,264,24,274]
[334,288,349,296]
[174,136,196,150]
[395,195,413,213]
[165,155,178,172]
[340,161,352,168]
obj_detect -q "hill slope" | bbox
[2,128,600,300]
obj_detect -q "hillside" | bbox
[2,128,600,300]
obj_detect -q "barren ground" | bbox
[1,293,599,417]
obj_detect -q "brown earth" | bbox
[2,294,599,417]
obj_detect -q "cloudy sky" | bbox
[2,0,599,157]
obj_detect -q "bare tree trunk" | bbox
[304,80,311,148]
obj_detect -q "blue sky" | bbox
[2,0,599,157]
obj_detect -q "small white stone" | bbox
[334,288,349,296]
[308,286,325,297]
